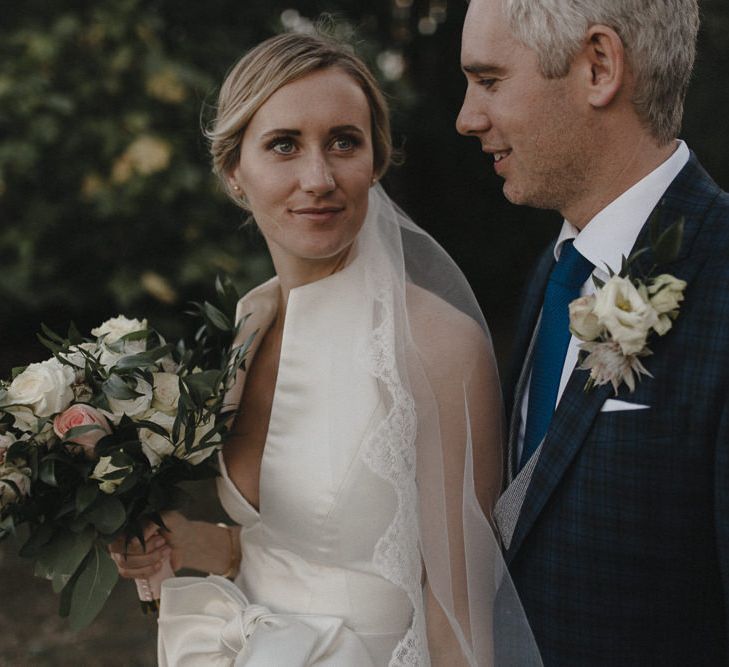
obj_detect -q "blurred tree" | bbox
[0,0,727,371]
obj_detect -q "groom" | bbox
[458,0,729,664]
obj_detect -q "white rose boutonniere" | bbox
[569,214,686,394]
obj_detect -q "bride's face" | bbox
[230,67,375,268]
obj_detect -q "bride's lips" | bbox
[290,206,345,222]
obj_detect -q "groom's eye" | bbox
[478,78,498,89]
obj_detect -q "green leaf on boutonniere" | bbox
[652,216,685,265]
[68,544,119,630]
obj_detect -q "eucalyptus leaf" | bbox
[68,545,119,630]
[39,458,59,487]
[36,527,95,579]
[102,374,141,400]
[64,424,107,442]
[112,344,174,370]
[20,522,55,558]
[40,322,67,344]
[203,301,232,331]
[87,497,127,534]
[76,484,99,515]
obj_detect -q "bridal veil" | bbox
[350,184,540,665]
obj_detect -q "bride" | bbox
[110,30,540,666]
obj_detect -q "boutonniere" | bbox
[568,213,687,394]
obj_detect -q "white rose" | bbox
[91,315,148,344]
[91,456,132,494]
[106,378,153,422]
[5,358,75,418]
[159,354,179,374]
[92,316,148,369]
[0,467,31,508]
[648,274,687,316]
[151,373,180,413]
[592,276,659,356]
[0,434,14,465]
[568,295,603,341]
[139,411,176,467]
[176,416,221,465]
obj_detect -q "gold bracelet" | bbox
[215,523,240,579]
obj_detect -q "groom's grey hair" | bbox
[501,0,699,145]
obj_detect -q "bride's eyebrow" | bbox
[260,129,300,139]
[328,125,365,135]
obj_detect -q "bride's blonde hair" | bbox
[205,31,393,208]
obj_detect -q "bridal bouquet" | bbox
[0,277,251,629]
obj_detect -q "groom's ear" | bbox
[578,24,625,109]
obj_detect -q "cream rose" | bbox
[53,404,111,458]
[568,295,602,341]
[592,276,659,356]
[139,411,176,467]
[0,434,15,465]
[105,378,153,422]
[151,373,180,413]
[0,467,31,508]
[92,315,148,369]
[91,456,132,494]
[5,358,75,422]
[648,274,687,316]
[91,315,148,344]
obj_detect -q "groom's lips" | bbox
[487,149,512,174]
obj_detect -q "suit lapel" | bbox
[504,246,555,482]
[505,152,719,563]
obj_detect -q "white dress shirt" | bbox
[516,140,690,462]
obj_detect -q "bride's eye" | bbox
[268,137,296,155]
[331,134,360,152]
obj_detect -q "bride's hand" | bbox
[109,511,190,579]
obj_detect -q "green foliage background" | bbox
[2,0,728,372]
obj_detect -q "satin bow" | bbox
[157,575,376,666]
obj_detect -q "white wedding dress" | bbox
[158,253,417,665]
[156,186,542,666]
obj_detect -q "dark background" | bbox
[1,1,728,663]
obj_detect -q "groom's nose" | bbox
[456,87,492,136]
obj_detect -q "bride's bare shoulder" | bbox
[405,283,493,375]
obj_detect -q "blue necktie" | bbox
[519,240,593,471]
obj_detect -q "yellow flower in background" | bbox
[145,67,187,104]
[141,270,178,304]
[111,134,171,183]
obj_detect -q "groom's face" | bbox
[457,0,590,213]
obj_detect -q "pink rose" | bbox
[53,404,112,458]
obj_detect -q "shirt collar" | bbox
[554,140,690,277]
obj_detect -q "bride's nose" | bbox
[299,153,336,196]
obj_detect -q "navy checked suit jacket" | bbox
[502,154,729,666]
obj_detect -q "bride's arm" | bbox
[109,511,241,578]
[407,285,503,665]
